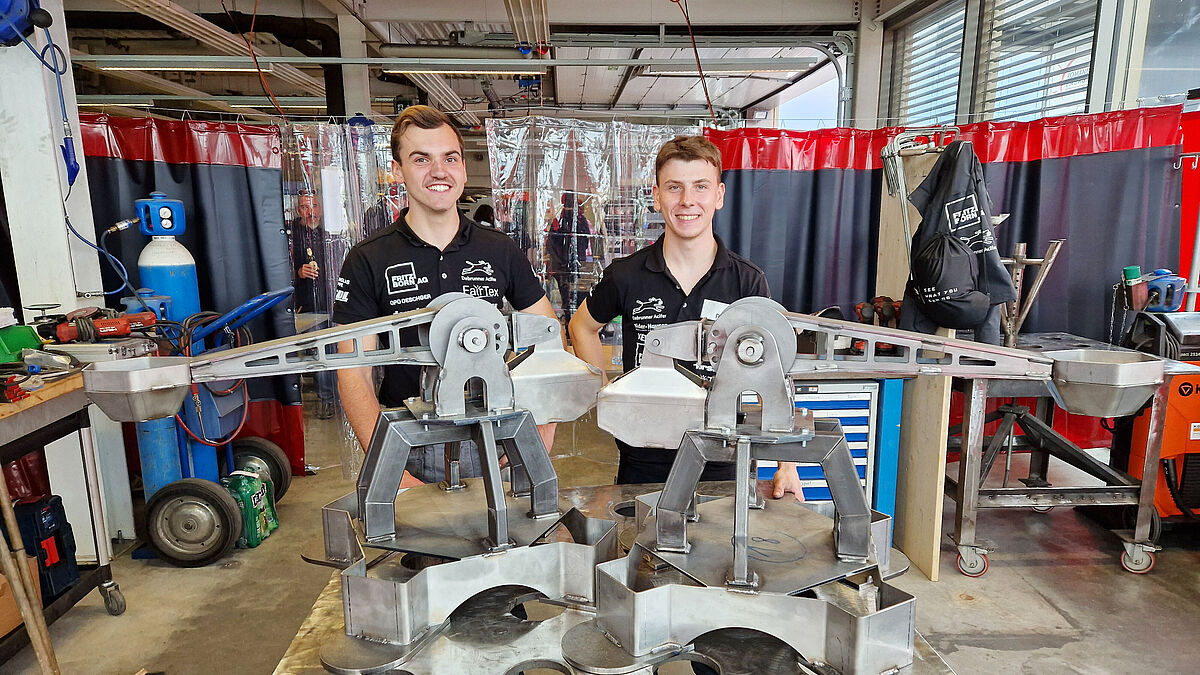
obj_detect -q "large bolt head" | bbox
[459,327,489,353]
[736,336,765,365]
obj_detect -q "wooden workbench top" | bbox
[0,373,83,421]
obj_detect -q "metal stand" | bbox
[945,365,1174,576]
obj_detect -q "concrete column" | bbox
[337,14,372,117]
[0,0,102,308]
[0,0,137,557]
[852,17,886,129]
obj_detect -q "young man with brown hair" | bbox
[569,135,804,500]
[333,105,558,487]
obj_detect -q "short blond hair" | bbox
[655,135,722,184]
[390,105,464,162]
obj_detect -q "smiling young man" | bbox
[568,135,803,501]
[333,105,558,487]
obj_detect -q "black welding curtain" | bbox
[714,167,881,315]
[984,145,1181,342]
[706,109,1183,343]
[80,115,298,404]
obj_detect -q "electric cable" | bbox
[175,384,250,447]
[172,309,254,445]
[669,0,716,122]
[220,0,287,118]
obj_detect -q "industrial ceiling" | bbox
[64,0,865,126]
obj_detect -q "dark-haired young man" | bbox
[333,105,558,487]
[568,135,804,501]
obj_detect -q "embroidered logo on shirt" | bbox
[463,260,494,277]
[632,297,665,317]
[385,262,428,295]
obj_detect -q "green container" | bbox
[0,326,42,364]
[222,471,279,548]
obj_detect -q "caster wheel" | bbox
[221,437,292,501]
[147,478,243,568]
[957,552,989,577]
[1120,549,1155,574]
[1032,505,1053,513]
[101,584,126,616]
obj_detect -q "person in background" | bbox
[333,105,559,487]
[472,203,495,229]
[568,135,805,502]
[547,192,593,323]
[290,193,337,420]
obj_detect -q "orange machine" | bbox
[1125,371,1200,519]
[1122,312,1200,520]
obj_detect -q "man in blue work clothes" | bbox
[333,106,558,486]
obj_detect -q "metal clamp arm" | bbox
[189,306,440,382]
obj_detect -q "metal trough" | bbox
[1045,349,1163,418]
[82,356,192,422]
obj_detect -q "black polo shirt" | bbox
[332,208,546,407]
[585,235,771,375]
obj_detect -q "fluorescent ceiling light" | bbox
[383,69,544,76]
[78,102,153,107]
[642,67,803,76]
[100,65,275,73]
[230,104,326,109]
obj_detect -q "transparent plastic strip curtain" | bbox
[281,122,406,478]
[486,117,695,368]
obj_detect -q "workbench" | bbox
[274,482,953,675]
[944,333,1199,577]
[0,374,125,662]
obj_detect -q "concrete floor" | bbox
[6,405,1200,674]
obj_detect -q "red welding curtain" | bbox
[78,114,305,474]
[705,106,1183,341]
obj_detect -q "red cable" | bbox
[175,383,250,447]
[221,0,287,118]
[670,0,716,122]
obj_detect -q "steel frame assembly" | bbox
[82,293,1116,674]
[580,297,1058,674]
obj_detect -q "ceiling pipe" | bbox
[377,44,531,59]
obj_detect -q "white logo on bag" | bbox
[944,194,996,253]
[463,260,494,276]
[385,262,428,295]
[632,297,665,317]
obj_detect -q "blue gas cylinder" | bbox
[134,193,201,322]
[138,238,200,322]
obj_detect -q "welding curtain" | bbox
[78,114,303,466]
[705,106,1183,342]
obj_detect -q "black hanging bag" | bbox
[908,230,990,328]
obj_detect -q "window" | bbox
[888,1,967,126]
[975,0,1099,121]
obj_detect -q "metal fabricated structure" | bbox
[82,292,1171,673]
[560,297,1061,673]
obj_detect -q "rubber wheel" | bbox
[222,437,292,502]
[956,552,989,577]
[146,478,242,568]
[101,586,126,616]
[1120,549,1155,574]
